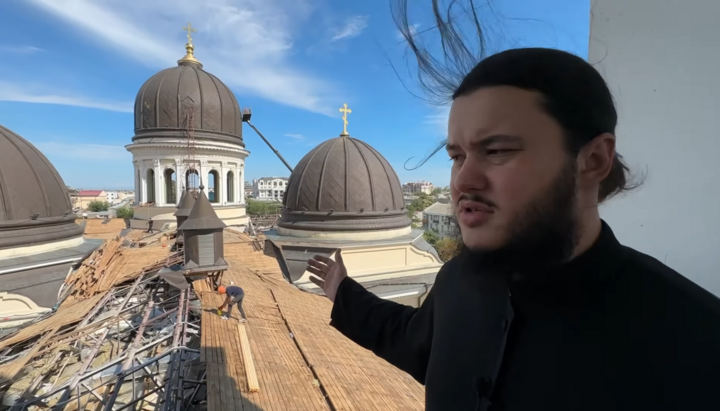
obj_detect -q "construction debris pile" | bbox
[60,237,182,304]
[0,235,206,411]
[125,230,179,250]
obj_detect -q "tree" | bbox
[435,237,463,262]
[423,230,440,247]
[431,187,442,196]
[115,206,134,219]
[410,214,423,228]
[87,201,110,212]
[406,195,435,215]
[246,199,283,216]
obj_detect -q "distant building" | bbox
[105,191,119,203]
[423,202,457,238]
[72,190,106,210]
[403,181,434,195]
[244,182,254,199]
[253,177,288,202]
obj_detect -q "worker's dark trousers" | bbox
[228,292,247,320]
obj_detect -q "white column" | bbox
[134,162,140,205]
[239,165,246,204]
[200,162,209,194]
[175,161,184,205]
[220,163,227,205]
[240,167,245,204]
[154,160,163,205]
[140,166,148,203]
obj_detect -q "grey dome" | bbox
[0,124,83,249]
[279,135,411,232]
[132,55,243,146]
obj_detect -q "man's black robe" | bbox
[330,222,720,410]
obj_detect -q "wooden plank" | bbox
[237,322,259,393]
[0,326,60,385]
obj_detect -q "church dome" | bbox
[0,124,83,249]
[132,42,243,146]
[279,134,411,233]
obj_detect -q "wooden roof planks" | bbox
[197,243,426,410]
[62,234,178,303]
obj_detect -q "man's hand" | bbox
[307,250,348,302]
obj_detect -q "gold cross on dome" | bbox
[339,103,352,136]
[183,22,197,44]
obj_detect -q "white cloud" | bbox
[0,45,45,54]
[424,106,450,136]
[396,23,420,41]
[284,133,305,140]
[35,141,131,162]
[26,0,337,115]
[0,81,132,112]
[332,15,369,41]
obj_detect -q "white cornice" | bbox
[126,142,250,158]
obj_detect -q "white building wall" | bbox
[253,177,288,201]
[590,0,720,295]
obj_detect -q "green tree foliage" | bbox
[435,237,463,262]
[423,230,440,247]
[431,187,442,196]
[115,206,134,219]
[87,201,110,212]
[405,194,436,220]
[246,199,283,216]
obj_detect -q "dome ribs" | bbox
[316,138,342,211]
[292,142,324,210]
[176,67,184,128]
[194,67,204,130]
[278,135,412,232]
[5,132,50,216]
[0,124,83,249]
[344,137,349,212]
[0,148,10,220]
[208,73,224,133]
[365,141,402,209]
[349,137,377,211]
[132,63,243,145]
[138,74,151,130]
[229,83,242,137]
[155,68,172,128]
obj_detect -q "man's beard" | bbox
[458,159,580,275]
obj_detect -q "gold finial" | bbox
[339,103,352,136]
[178,22,202,66]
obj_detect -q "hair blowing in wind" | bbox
[393,0,640,201]
[392,0,488,170]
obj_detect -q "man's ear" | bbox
[577,133,615,188]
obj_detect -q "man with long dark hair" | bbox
[307,2,720,410]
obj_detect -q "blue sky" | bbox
[0,0,589,190]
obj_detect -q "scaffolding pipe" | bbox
[8,273,203,411]
[101,301,155,411]
[38,275,146,409]
[245,121,294,172]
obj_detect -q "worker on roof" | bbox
[217,285,247,322]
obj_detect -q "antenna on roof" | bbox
[241,107,294,173]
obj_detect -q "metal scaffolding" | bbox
[2,272,207,410]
